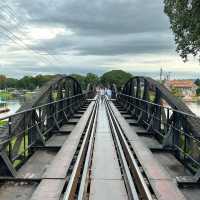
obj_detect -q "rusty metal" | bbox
[105,99,153,200]
[63,100,99,199]
[105,100,140,200]
[30,101,95,200]
[77,98,99,200]
[0,74,96,177]
[118,76,200,184]
[110,101,186,200]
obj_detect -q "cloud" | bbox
[18,0,169,35]
[0,0,198,77]
[29,31,174,56]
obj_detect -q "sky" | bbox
[0,0,199,79]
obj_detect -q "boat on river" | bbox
[0,107,10,114]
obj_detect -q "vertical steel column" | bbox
[153,88,162,138]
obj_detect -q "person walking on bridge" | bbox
[107,88,112,99]
[100,88,105,103]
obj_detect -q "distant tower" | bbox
[160,68,163,81]
[165,72,171,81]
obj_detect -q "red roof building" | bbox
[164,80,197,96]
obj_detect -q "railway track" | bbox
[62,98,155,200]
[0,97,186,200]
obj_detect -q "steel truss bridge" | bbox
[0,75,200,200]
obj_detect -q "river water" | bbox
[0,98,23,119]
[186,102,200,117]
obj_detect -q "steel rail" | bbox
[105,100,139,200]
[77,98,99,200]
[63,99,98,200]
[106,99,154,200]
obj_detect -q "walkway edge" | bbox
[110,102,186,200]
[30,101,95,200]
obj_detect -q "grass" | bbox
[6,133,29,168]
[0,120,7,126]
[12,134,29,168]
[0,91,14,100]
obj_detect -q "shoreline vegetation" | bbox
[0,91,14,100]
[0,120,7,126]
[0,71,200,116]
[0,70,132,92]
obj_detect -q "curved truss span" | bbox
[118,76,200,172]
[121,76,200,135]
[0,75,93,175]
[11,75,83,134]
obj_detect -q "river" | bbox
[186,102,200,117]
[0,98,23,119]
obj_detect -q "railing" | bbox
[117,93,200,173]
[0,93,87,170]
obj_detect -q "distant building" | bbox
[164,80,197,96]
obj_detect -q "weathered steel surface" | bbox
[122,76,200,137]
[43,102,94,179]
[110,102,186,200]
[59,124,75,133]
[153,152,190,178]
[45,134,68,147]
[17,150,56,178]
[89,103,127,199]
[0,182,37,200]
[30,179,65,200]
[29,102,94,200]
[0,75,90,177]
[0,75,82,141]
[91,135,122,180]
[119,76,200,183]
[181,188,200,200]
[90,180,128,200]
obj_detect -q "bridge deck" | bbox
[110,101,186,200]
[114,101,200,200]
[1,98,200,200]
[89,103,127,199]
[30,102,94,200]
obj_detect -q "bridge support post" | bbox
[152,88,162,141]
[0,151,17,177]
[138,80,150,128]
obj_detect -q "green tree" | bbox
[171,87,181,97]
[195,78,200,87]
[164,0,200,61]
[85,73,99,87]
[34,75,53,87]
[196,88,200,96]
[100,70,132,90]
[17,76,37,90]
[70,74,86,89]
[5,78,18,88]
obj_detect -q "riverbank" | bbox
[0,107,10,114]
[0,98,23,119]
[0,120,6,126]
[0,91,14,100]
[182,96,200,103]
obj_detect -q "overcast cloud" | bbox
[0,0,199,78]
